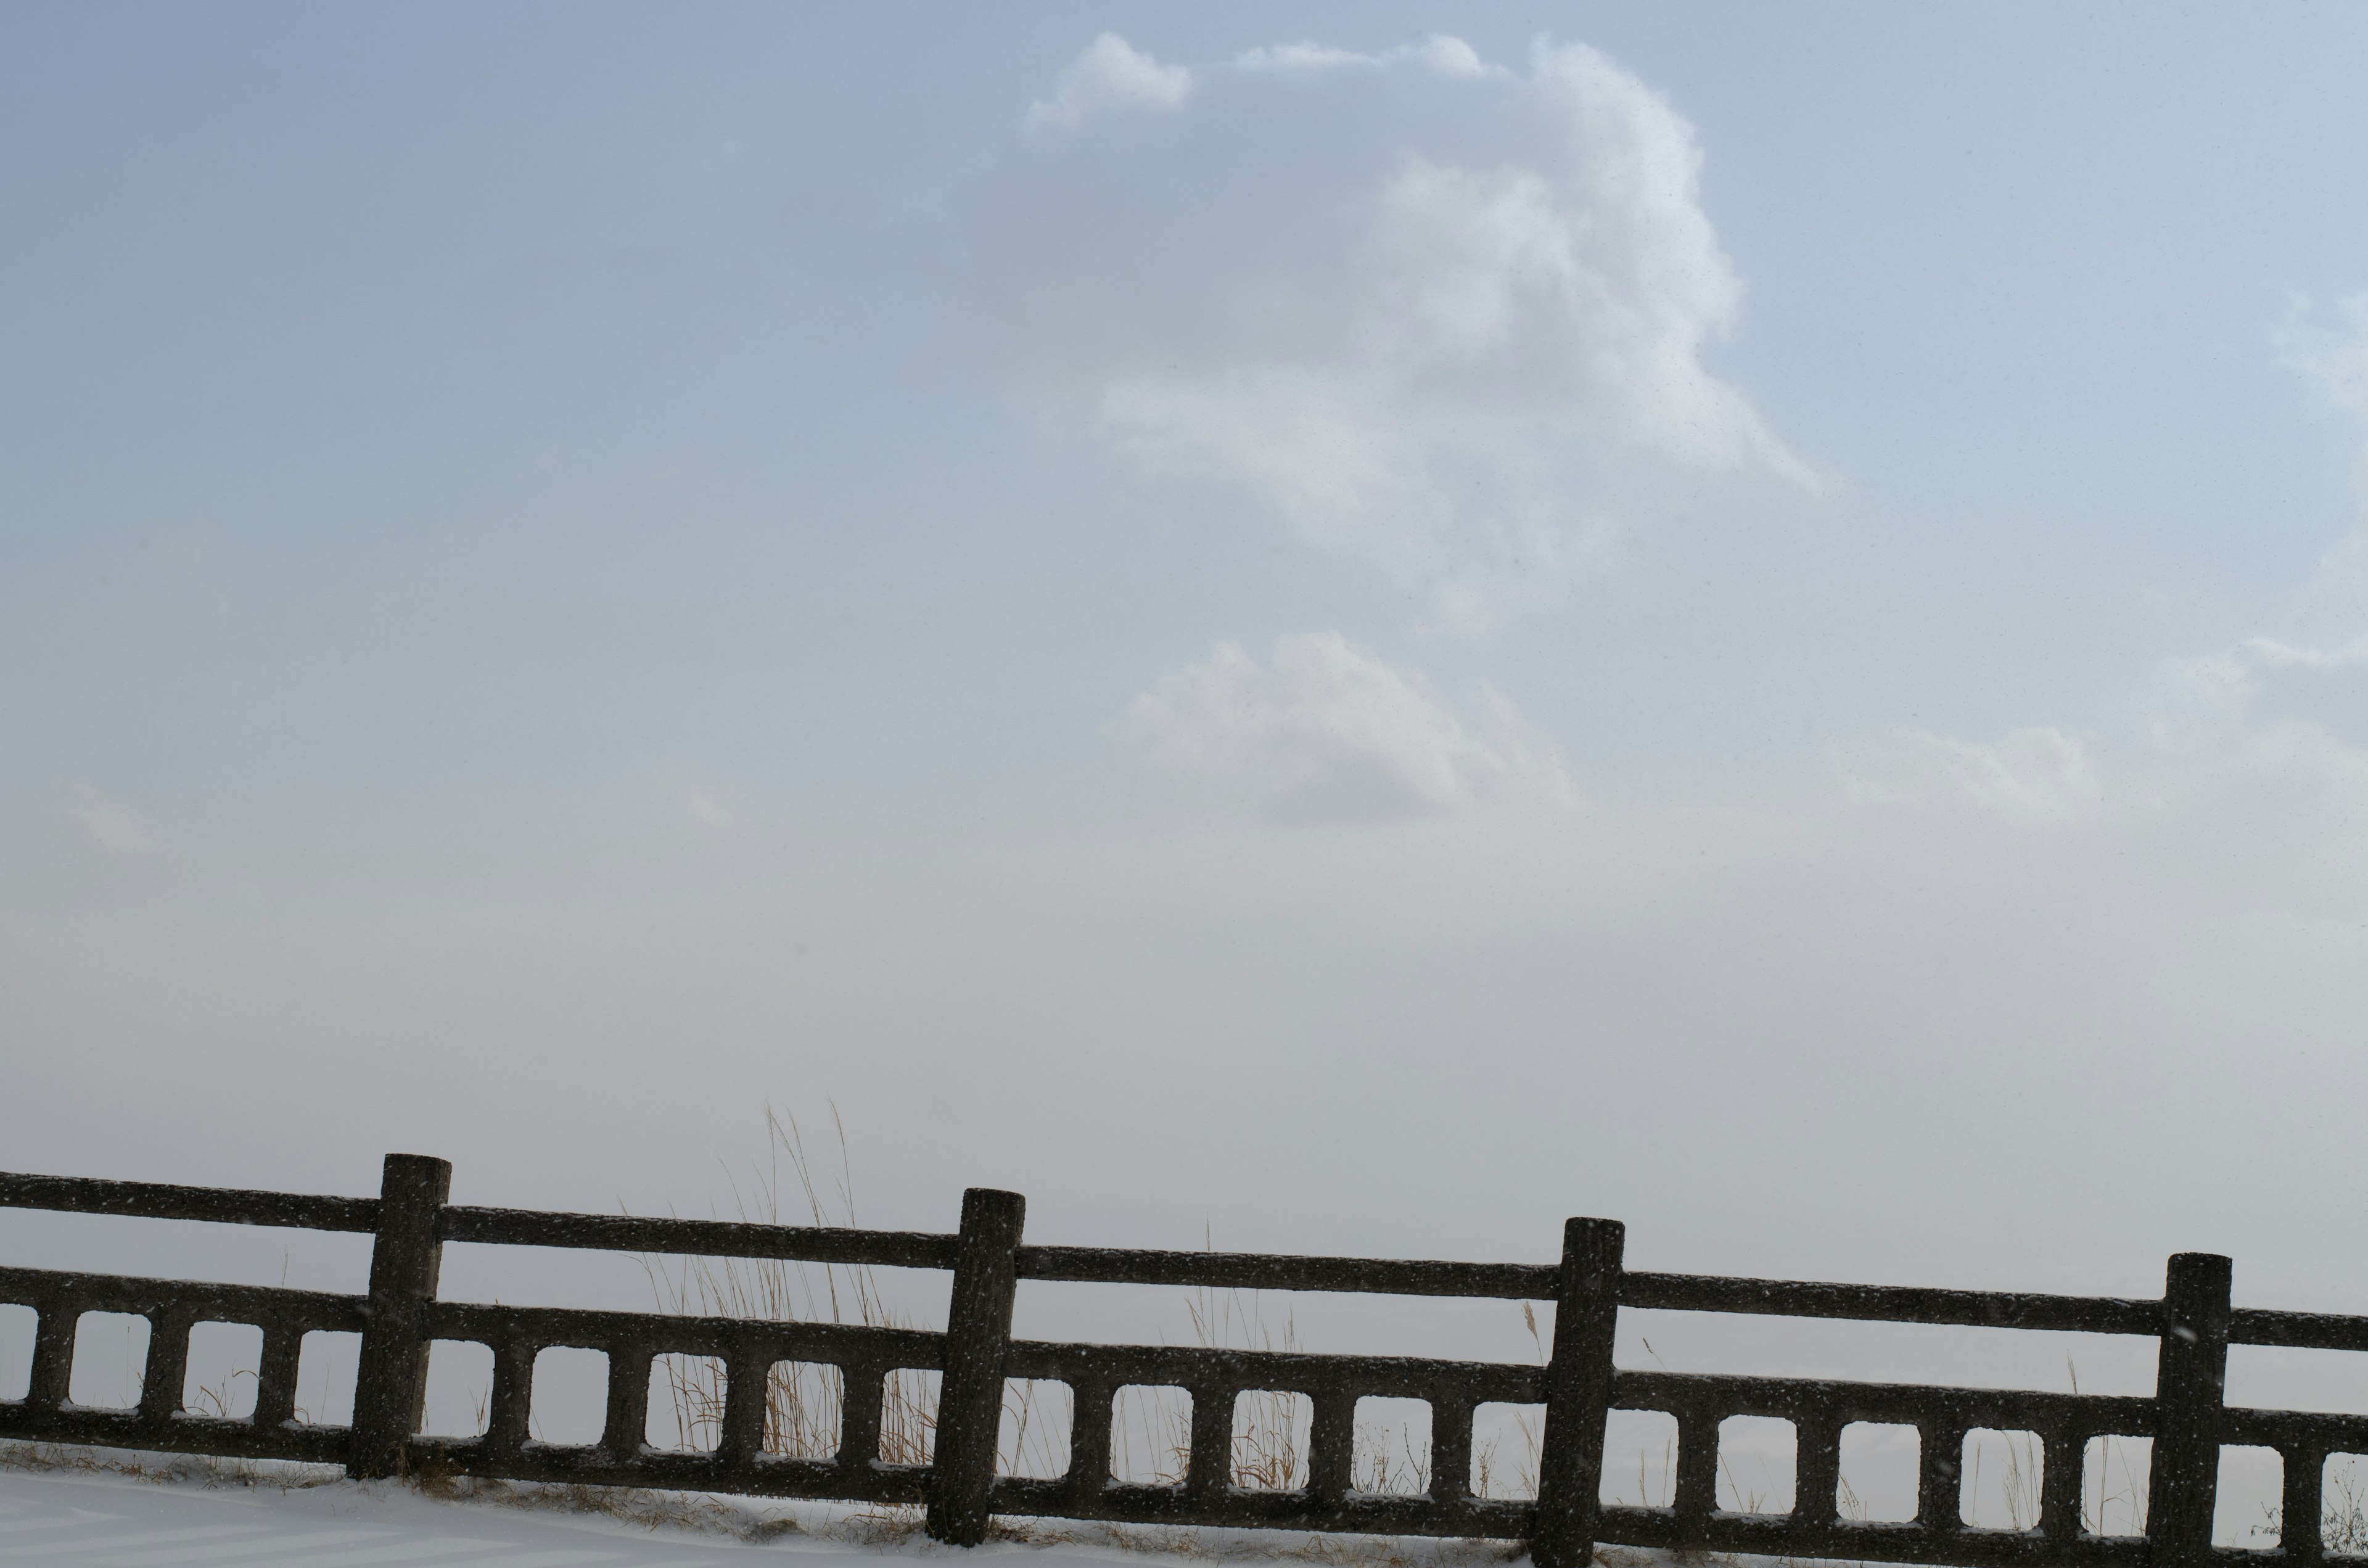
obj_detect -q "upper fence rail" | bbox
[438,1204,960,1270]
[0,1170,380,1234]
[4,1155,2364,1568]
[0,1168,2178,1331]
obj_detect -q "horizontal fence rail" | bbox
[438,1204,961,1270]
[0,1171,382,1233]
[0,1155,2353,1567]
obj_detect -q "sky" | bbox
[10,5,2368,1499]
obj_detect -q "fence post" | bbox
[2148,1251,2233,1568]
[926,1186,1027,1547]
[1534,1216,1626,1568]
[348,1153,452,1479]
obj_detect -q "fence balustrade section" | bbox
[0,1156,2343,1567]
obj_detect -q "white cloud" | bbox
[660,765,756,831]
[1023,33,1192,136]
[62,791,155,852]
[1823,726,2102,818]
[2164,634,2368,784]
[2280,293,2368,587]
[2283,292,2368,432]
[972,35,1822,634]
[1124,631,1577,819]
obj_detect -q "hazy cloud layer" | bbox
[17,721,2368,1310]
[970,35,1819,634]
[1125,631,1577,819]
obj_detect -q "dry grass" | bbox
[638,1106,939,1480]
[1471,1304,1548,1503]
[634,1110,1482,1499]
[2084,1434,2150,1537]
[2319,1459,2368,1553]
[1109,1271,1312,1490]
[2240,1454,2368,1554]
[627,1106,1551,1555]
[1962,1429,2043,1532]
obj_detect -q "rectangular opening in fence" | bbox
[530,1346,609,1447]
[631,1257,954,1338]
[0,1303,35,1402]
[1717,1415,1795,1516]
[1111,1385,1188,1485]
[1614,1315,2157,1400]
[647,1353,725,1453]
[2228,1344,2368,1418]
[2084,1433,2152,1537]
[67,1310,149,1410]
[1837,1421,1918,1522]
[762,1360,843,1460]
[2214,1445,2283,1550]
[1353,1397,1431,1496]
[1603,1407,1678,1508]
[181,1320,262,1421]
[1229,1389,1309,1491]
[295,1330,359,1427]
[421,1339,493,1439]
[1471,1401,1544,1501]
[1960,1427,2044,1530]
[999,1378,1072,1480]
[2325,1454,2368,1557]
[879,1366,939,1467]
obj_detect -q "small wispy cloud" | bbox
[1124,631,1579,821]
[1823,726,2102,818]
[2282,292,2368,431]
[2158,633,2368,788]
[660,766,755,831]
[60,789,155,853]
[2280,292,2368,557]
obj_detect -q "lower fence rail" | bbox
[5,1155,2366,1567]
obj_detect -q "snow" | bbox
[3,1458,1495,1568]
[0,1464,910,1567]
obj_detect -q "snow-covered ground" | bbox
[0,1467,820,1565]
[0,1461,1135,1568]
[0,1458,1530,1568]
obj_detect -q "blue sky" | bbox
[9,2,2368,1360]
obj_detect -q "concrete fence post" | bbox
[927,1186,1027,1546]
[1533,1217,1626,1568]
[2148,1251,2234,1568]
[348,1153,451,1479]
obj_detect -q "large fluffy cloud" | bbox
[969,35,1820,634]
[1124,631,1577,819]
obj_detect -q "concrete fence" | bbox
[2,1156,2353,1567]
